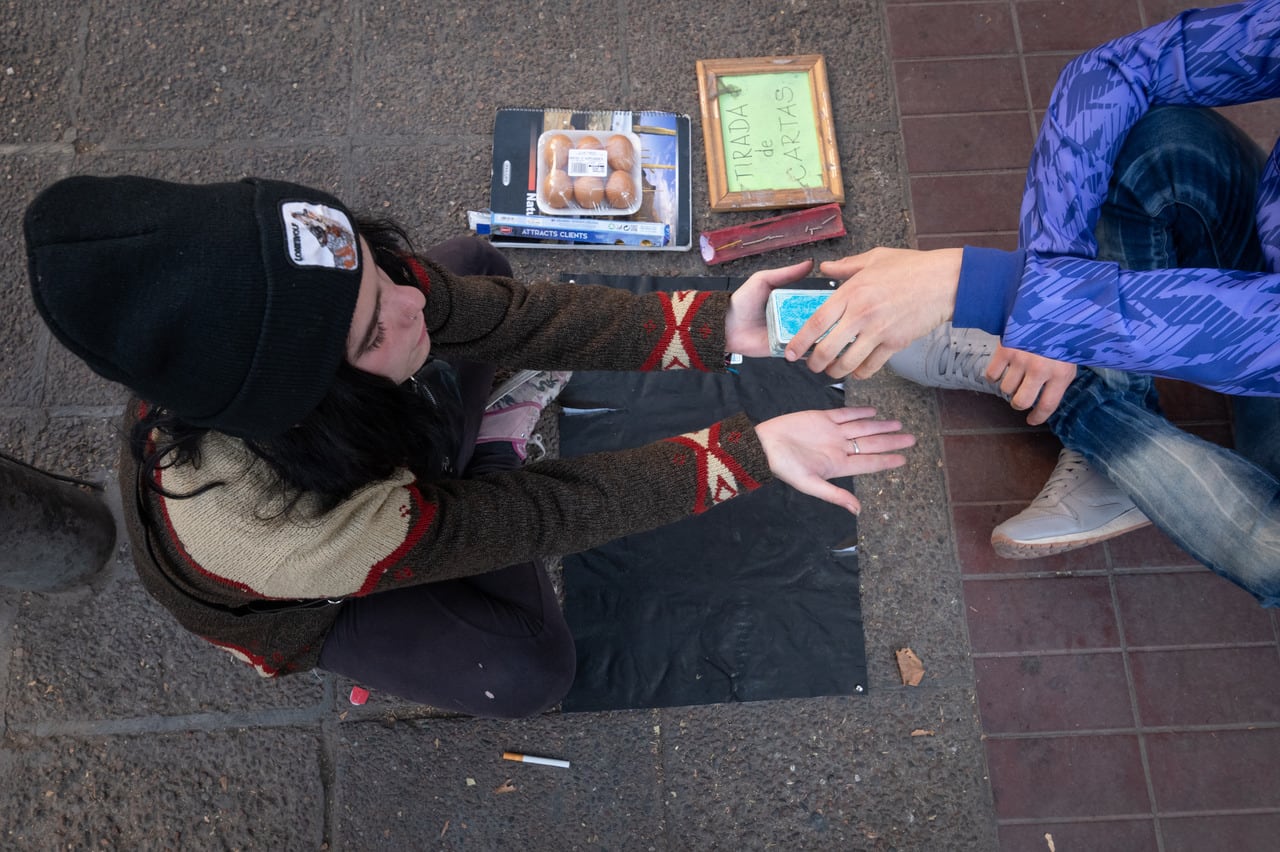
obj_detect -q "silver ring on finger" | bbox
[849,438,861,454]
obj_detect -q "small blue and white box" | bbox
[766,289,833,357]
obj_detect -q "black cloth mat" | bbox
[556,274,866,712]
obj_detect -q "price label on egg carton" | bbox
[536,129,644,217]
[567,148,608,178]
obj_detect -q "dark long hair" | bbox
[131,216,462,517]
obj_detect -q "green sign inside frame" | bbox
[696,55,844,211]
[716,71,825,194]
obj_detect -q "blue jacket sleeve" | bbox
[971,0,1280,394]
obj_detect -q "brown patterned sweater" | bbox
[119,256,774,676]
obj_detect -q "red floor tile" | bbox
[1161,813,1280,852]
[1218,100,1280,151]
[1154,378,1234,422]
[1015,0,1144,53]
[1115,572,1275,647]
[975,652,1134,734]
[936,387,1031,431]
[910,171,1026,235]
[1131,647,1280,726]
[1146,729,1280,812]
[1105,524,1199,570]
[965,576,1120,653]
[887,2,1017,59]
[999,819,1158,852]
[894,57,1026,116]
[985,734,1149,818]
[902,112,1036,174]
[943,432,1061,504]
[1131,647,1280,728]
[1022,53,1073,110]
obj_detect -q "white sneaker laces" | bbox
[1031,450,1088,507]
[933,337,998,391]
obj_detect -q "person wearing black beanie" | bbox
[23,174,914,716]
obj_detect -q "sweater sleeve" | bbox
[415,255,730,372]
[1001,254,1280,396]
[153,413,773,599]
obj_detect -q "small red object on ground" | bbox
[349,686,369,705]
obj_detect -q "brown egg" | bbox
[605,170,636,208]
[575,135,604,150]
[542,169,574,208]
[604,134,635,171]
[573,175,605,208]
[543,133,572,170]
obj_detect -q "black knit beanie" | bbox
[24,175,365,439]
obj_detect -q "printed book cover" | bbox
[488,107,692,251]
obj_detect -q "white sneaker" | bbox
[887,323,1007,397]
[991,449,1151,558]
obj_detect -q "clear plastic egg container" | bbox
[535,129,644,216]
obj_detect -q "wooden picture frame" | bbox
[696,54,844,211]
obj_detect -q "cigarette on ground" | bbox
[502,751,570,769]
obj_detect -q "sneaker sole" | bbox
[991,509,1152,559]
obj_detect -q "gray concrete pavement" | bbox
[0,1,996,848]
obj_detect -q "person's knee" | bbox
[481,634,577,719]
[460,236,513,278]
[425,235,513,278]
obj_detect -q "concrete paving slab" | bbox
[0,727,324,850]
[79,1,354,145]
[1,2,82,144]
[659,688,993,849]
[841,368,975,688]
[336,711,664,849]
[73,146,346,189]
[0,154,65,409]
[357,2,629,137]
[351,143,494,242]
[7,559,324,725]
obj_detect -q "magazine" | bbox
[485,107,692,251]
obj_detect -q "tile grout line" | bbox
[1108,560,1167,852]
[881,3,922,252]
[911,167,1029,179]
[1005,0,1038,146]
[931,386,1002,834]
[326,2,364,846]
[982,720,1280,740]
[998,804,1280,826]
[962,567,1197,581]
[971,641,1278,658]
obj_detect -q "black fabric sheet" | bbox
[556,274,867,712]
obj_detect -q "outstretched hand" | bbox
[724,259,815,357]
[783,248,962,379]
[755,407,915,515]
[987,344,1077,425]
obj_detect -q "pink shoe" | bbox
[477,371,572,460]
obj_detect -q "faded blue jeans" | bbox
[1046,106,1280,606]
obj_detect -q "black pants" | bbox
[316,237,576,717]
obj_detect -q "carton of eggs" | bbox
[535,129,643,216]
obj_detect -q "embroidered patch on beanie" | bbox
[282,201,360,271]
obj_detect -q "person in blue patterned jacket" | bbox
[786,0,1280,604]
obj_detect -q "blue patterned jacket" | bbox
[952,0,1280,396]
